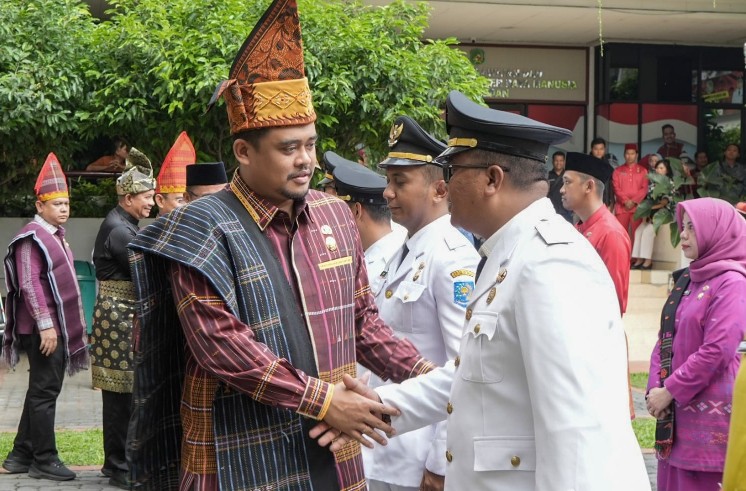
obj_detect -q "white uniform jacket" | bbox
[377,199,650,491]
[363,214,480,487]
[365,226,407,296]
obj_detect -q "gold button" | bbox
[454,356,460,367]
[446,402,453,414]
[445,450,453,463]
[465,309,472,321]
[473,324,481,334]
[511,455,521,467]
[385,290,393,299]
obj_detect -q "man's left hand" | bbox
[646,387,674,419]
[420,469,445,491]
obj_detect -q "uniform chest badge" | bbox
[325,236,338,252]
[454,281,475,308]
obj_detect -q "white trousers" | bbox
[631,220,656,259]
[368,480,418,491]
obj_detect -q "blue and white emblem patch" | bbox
[453,281,475,307]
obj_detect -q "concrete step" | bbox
[629,268,673,286]
[625,269,670,369]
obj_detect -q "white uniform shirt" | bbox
[377,199,651,491]
[362,214,480,487]
[365,226,407,298]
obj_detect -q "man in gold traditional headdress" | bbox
[90,148,155,489]
[126,1,434,490]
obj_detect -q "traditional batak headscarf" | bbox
[116,147,157,195]
[207,0,316,135]
[676,197,746,282]
[35,153,69,202]
[156,132,195,194]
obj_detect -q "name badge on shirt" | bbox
[318,256,353,271]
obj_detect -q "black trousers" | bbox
[101,390,132,473]
[11,334,65,464]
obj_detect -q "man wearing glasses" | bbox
[324,91,651,491]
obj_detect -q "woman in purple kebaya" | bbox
[647,197,746,491]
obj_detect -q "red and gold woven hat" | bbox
[156,131,196,194]
[34,153,69,202]
[207,0,315,135]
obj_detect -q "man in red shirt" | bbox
[561,152,635,419]
[612,143,649,242]
[561,152,630,314]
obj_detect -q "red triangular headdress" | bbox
[34,153,69,202]
[156,131,196,194]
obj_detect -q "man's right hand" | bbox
[39,329,57,357]
[313,374,399,449]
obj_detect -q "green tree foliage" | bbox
[0,0,95,213]
[1,0,488,216]
[80,0,489,166]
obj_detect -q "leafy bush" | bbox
[68,178,119,218]
[696,161,746,205]
[633,158,694,247]
[0,0,96,213]
[0,0,488,216]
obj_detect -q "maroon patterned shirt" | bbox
[173,173,433,490]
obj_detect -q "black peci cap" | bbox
[435,91,572,164]
[378,116,446,168]
[565,152,613,183]
[186,162,228,186]
[332,156,387,206]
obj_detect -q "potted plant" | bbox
[633,157,694,247]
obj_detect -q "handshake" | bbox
[310,374,399,452]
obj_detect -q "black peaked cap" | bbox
[435,91,572,164]
[332,157,387,206]
[378,115,446,168]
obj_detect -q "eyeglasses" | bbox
[441,162,508,183]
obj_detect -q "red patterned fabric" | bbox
[34,152,68,201]
[157,131,195,194]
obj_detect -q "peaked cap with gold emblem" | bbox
[207,0,315,134]
[378,115,446,168]
[116,148,157,195]
[156,131,196,194]
[435,90,572,164]
[35,152,69,202]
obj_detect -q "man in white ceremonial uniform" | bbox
[366,92,651,490]
[365,116,480,491]
[325,151,406,296]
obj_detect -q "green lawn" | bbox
[630,372,649,390]
[0,429,104,466]
[633,417,656,449]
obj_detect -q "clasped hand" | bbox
[646,387,673,419]
[309,374,399,452]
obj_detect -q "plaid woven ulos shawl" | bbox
[126,190,351,491]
